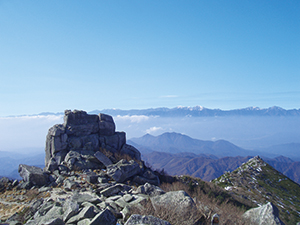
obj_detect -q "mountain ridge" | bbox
[5,105,300,117]
[213,156,300,224]
[93,105,300,117]
[130,132,266,158]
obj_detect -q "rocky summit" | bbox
[45,110,141,172]
[0,110,298,224]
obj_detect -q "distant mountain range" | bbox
[90,106,300,117]
[128,132,300,184]
[142,151,300,184]
[128,132,288,158]
[27,106,300,118]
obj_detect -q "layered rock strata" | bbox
[45,110,141,172]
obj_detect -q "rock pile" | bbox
[6,181,174,225]
[45,110,141,172]
[16,110,160,190]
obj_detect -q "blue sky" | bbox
[0,1,299,116]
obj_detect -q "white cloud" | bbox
[114,115,158,123]
[0,115,64,151]
[0,115,63,121]
[146,126,163,134]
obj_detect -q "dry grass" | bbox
[130,199,204,225]
[159,178,251,225]
[0,188,50,223]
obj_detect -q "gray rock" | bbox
[33,200,54,218]
[7,221,23,225]
[98,176,108,183]
[77,219,91,225]
[63,178,79,190]
[133,175,160,186]
[94,151,113,167]
[89,209,117,225]
[120,144,141,161]
[150,190,195,212]
[65,151,81,164]
[63,200,79,222]
[243,202,285,225]
[64,110,99,136]
[135,183,165,197]
[39,205,63,225]
[115,197,128,208]
[99,113,115,136]
[71,192,101,205]
[85,174,99,184]
[55,175,65,185]
[107,159,142,183]
[45,124,67,166]
[128,195,148,206]
[46,157,58,171]
[42,218,64,225]
[104,132,126,151]
[44,110,144,177]
[125,214,171,225]
[100,184,132,197]
[58,164,69,173]
[123,194,134,202]
[18,164,49,187]
[17,181,32,190]
[38,186,52,193]
[67,205,96,224]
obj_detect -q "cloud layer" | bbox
[1,114,300,153]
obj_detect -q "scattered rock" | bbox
[100,184,132,197]
[107,159,142,183]
[18,164,49,187]
[243,202,285,225]
[125,214,172,225]
[134,183,165,197]
[90,209,117,225]
[94,151,113,167]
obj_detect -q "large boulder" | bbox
[133,169,160,186]
[107,159,142,183]
[18,164,49,187]
[150,190,195,211]
[125,214,171,225]
[120,144,141,161]
[243,202,285,225]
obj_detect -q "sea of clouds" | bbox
[1,114,300,154]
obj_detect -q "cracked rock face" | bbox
[45,110,140,172]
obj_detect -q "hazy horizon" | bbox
[1,107,299,155]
